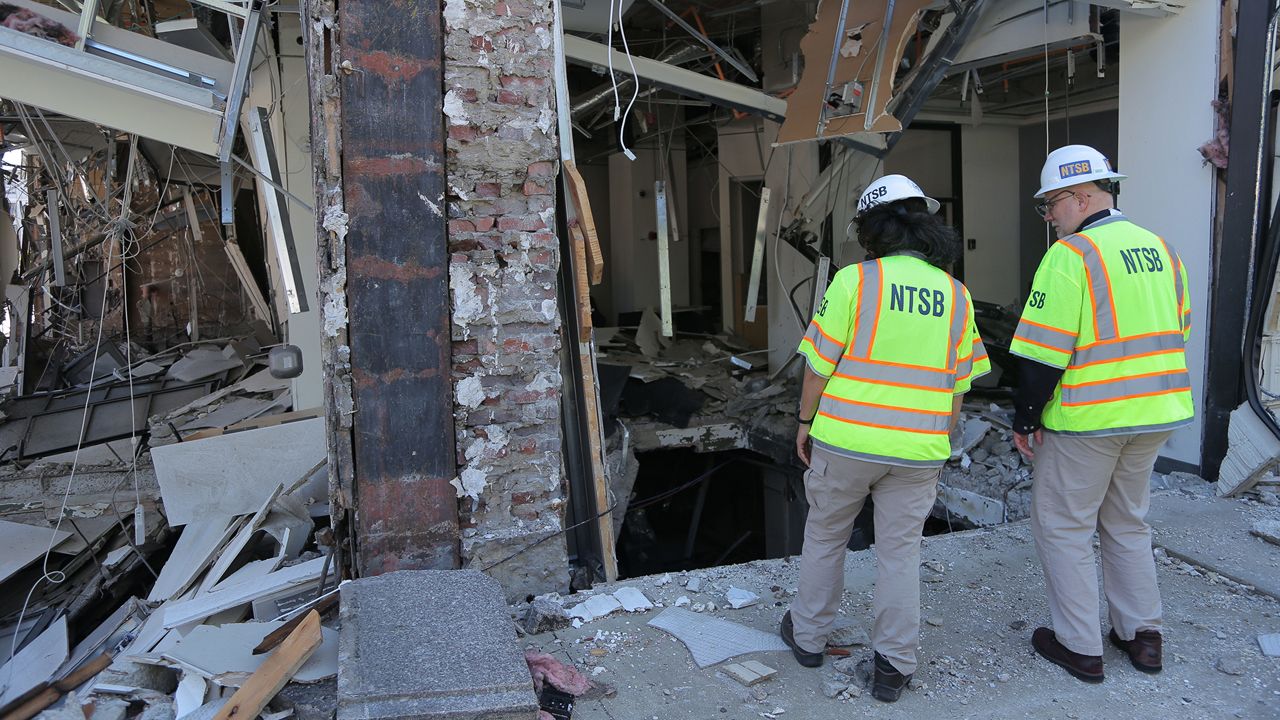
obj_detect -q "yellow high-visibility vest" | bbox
[798,254,991,467]
[1010,215,1193,435]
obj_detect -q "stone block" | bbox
[337,570,539,720]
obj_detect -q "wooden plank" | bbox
[0,653,111,720]
[211,611,322,720]
[562,160,604,285]
[568,211,617,582]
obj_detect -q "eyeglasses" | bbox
[1034,191,1077,218]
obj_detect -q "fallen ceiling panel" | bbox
[563,34,786,121]
[949,0,1098,73]
[0,1,232,155]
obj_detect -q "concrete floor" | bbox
[529,485,1280,720]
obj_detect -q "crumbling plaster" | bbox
[443,0,570,600]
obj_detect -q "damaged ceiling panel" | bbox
[775,0,934,144]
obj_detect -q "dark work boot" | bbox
[1032,627,1104,683]
[871,651,912,703]
[1109,628,1162,674]
[779,611,823,668]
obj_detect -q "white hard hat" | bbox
[856,174,941,216]
[1035,144,1127,198]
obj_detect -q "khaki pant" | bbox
[789,444,939,675]
[1031,430,1168,656]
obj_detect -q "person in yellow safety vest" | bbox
[783,173,991,703]
[1011,144,1193,684]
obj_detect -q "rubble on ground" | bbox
[0,332,341,720]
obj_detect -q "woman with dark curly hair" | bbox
[780,174,989,703]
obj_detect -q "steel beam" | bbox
[219,0,264,224]
[46,190,66,288]
[1203,0,1279,480]
[563,34,786,121]
[338,0,459,573]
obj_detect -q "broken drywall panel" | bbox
[1217,403,1280,497]
[147,516,242,602]
[175,673,208,718]
[197,485,284,594]
[162,621,338,687]
[0,615,68,707]
[647,607,789,668]
[162,556,327,628]
[51,514,119,555]
[177,397,286,432]
[0,518,72,583]
[167,346,245,383]
[152,417,324,525]
[65,600,140,675]
[258,504,313,559]
[638,423,746,453]
[937,483,1005,527]
[776,0,933,144]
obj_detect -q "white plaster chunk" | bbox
[449,466,489,501]
[321,207,349,241]
[568,593,623,622]
[456,376,486,409]
[541,299,557,322]
[450,264,485,325]
[613,587,654,612]
[321,267,348,337]
[443,89,468,125]
[527,370,559,393]
[534,26,552,49]
[725,587,759,609]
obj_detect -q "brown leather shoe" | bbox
[1032,627,1104,684]
[1108,628,1162,674]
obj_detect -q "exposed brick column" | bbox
[443,0,570,600]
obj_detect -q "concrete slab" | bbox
[337,570,539,720]
[1147,488,1280,600]
[532,491,1280,719]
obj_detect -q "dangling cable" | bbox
[616,0,640,161]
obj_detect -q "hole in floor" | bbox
[615,447,976,579]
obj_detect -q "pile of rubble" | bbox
[939,406,1032,527]
[0,336,338,720]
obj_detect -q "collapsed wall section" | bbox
[443,0,569,600]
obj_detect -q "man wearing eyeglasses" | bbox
[1009,145,1193,684]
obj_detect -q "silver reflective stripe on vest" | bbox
[948,277,968,367]
[818,395,951,434]
[1070,331,1184,367]
[1061,233,1118,341]
[833,356,954,390]
[1047,417,1193,438]
[803,318,845,364]
[849,260,883,358]
[1016,322,1076,354]
[811,438,948,468]
[957,337,988,381]
[1061,370,1191,406]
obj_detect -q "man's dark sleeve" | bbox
[1013,357,1065,434]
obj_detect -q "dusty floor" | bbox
[529,485,1280,720]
